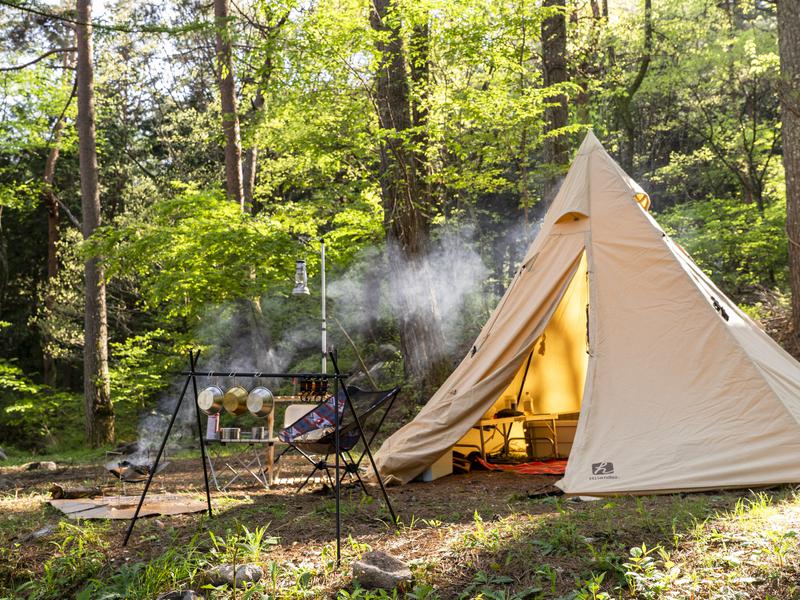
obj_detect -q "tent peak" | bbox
[576,130,604,155]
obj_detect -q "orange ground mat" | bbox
[476,458,568,475]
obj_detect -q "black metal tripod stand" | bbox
[122,350,398,565]
[123,350,212,546]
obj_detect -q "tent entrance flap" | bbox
[456,252,589,458]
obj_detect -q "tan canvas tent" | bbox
[373,131,800,496]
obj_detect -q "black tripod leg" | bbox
[296,464,319,493]
[123,373,192,546]
[334,375,341,565]
[330,353,397,524]
[272,444,292,465]
[324,464,336,490]
[189,350,212,518]
[346,454,371,497]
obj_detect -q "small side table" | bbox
[204,438,277,490]
[474,415,527,460]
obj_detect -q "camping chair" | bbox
[274,386,401,494]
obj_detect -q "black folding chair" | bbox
[274,386,400,495]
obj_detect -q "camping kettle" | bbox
[197,386,224,415]
[222,385,249,415]
[247,387,274,418]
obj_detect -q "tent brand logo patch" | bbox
[592,462,613,475]
[590,462,618,480]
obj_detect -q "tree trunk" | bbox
[76,0,113,446]
[242,145,257,210]
[42,49,74,388]
[409,21,432,208]
[541,0,569,203]
[42,122,62,388]
[242,87,265,213]
[779,0,800,340]
[214,0,244,209]
[370,0,449,398]
[616,0,652,173]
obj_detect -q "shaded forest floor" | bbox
[1,455,800,599]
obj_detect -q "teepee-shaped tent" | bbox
[374,131,800,496]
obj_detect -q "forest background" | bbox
[0,0,798,453]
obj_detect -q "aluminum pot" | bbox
[220,427,240,441]
[197,386,224,415]
[251,426,267,440]
[246,386,274,418]
[223,385,249,415]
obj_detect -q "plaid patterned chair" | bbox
[275,386,400,493]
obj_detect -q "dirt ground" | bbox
[0,454,559,586]
[3,455,800,599]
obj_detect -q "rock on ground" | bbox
[352,550,413,590]
[155,591,203,600]
[21,524,56,543]
[24,461,57,471]
[204,563,263,588]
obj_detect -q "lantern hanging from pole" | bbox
[293,260,310,295]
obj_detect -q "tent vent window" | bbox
[711,296,730,321]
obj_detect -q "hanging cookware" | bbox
[197,386,224,415]
[223,385,249,415]
[246,386,274,418]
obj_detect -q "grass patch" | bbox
[4,455,800,599]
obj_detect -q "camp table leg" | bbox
[251,447,268,489]
[266,442,275,487]
[552,417,559,458]
[524,422,535,460]
[205,444,222,491]
[502,423,511,455]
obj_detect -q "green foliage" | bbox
[0,0,793,468]
[89,187,301,322]
[108,329,187,411]
[15,522,108,600]
[89,186,382,324]
[30,228,86,365]
[79,535,205,600]
[570,572,610,600]
[658,196,787,297]
[0,60,77,212]
[0,358,82,449]
[622,543,680,599]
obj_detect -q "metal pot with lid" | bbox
[197,386,224,415]
[223,385,249,415]
[247,386,274,418]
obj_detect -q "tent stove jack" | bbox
[121,351,397,566]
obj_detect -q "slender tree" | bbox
[541,0,569,202]
[42,47,75,387]
[779,0,800,340]
[214,0,245,209]
[76,0,113,445]
[616,0,652,172]
[370,0,449,397]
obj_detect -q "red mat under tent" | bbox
[476,458,568,475]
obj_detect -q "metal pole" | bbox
[321,240,327,374]
[189,350,213,517]
[333,368,340,564]
[330,352,396,524]
[123,373,192,546]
